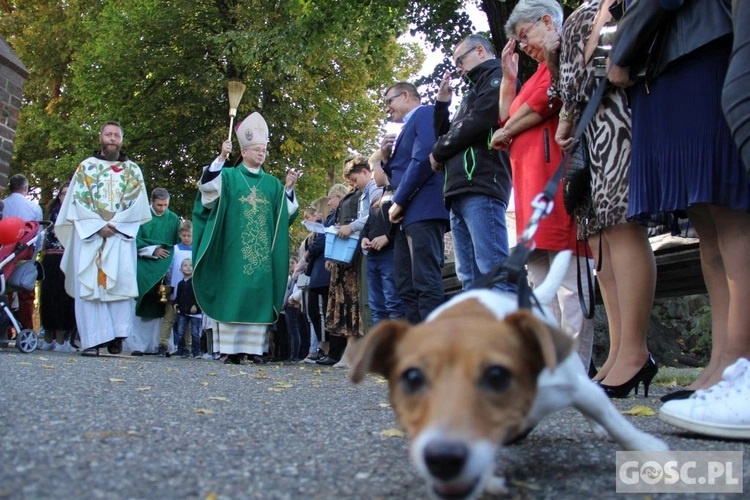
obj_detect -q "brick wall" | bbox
[0,37,28,191]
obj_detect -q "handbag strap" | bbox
[545,77,608,195]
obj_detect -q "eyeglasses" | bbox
[384,91,405,107]
[454,46,478,68]
[516,18,542,46]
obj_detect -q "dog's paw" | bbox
[485,475,508,495]
[585,417,610,439]
[630,433,670,452]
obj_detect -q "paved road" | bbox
[1,348,748,499]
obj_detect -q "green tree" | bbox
[2,0,421,224]
[2,0,582,244]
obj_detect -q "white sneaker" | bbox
[202,353,213,361]
[659,358,750,439]
[54,341,76,353]
[40,340,57,351]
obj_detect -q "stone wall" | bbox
[592,294,711,369]
[0,37,28,191]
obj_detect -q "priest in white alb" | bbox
[56,121,151,356]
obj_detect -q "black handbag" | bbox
[562,135,591,215]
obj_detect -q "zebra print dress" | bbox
[556,0,631,239]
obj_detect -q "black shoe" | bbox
[601,354,658,398]
[660,389,695,402]
[316,355,338,366]
[303,350,323,363]
[107,338,123,354]
[131,350,143,357]
[81,347,99,357]
[157,345,167,357]
[250,354,267,364]
[224,354,242,365]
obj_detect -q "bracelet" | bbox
[559,109,574,122]
[501,128,511,141]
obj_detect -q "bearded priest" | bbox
[56,121,152,356]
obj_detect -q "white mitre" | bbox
[235,112,268,149]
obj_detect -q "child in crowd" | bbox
[173,258,202,358]
[159,220,193,356]
[361,159,403,324]
[282,256,303,362]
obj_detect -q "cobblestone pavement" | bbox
[0,348,747,499]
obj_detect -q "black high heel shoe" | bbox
[600,354,658,398]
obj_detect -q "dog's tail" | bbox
[533,250,572,305]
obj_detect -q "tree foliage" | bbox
[1,0,420,222]
[1,0,582,246]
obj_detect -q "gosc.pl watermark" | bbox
[616,451,743,493]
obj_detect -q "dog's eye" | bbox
[479,365,511,392]
[400,367,426,394]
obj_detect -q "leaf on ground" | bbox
[374,376,387,384]
[207,372,218,377]
[136,387,151,391]
[37,356,50,360]
[511,479,542,491]
[200,381,209,386]
[41,365,55,369]
[83,430,140,439]
[195,408,215,415]
[108,378,126,383]
[18,362,32,366]
[165,367,178,372]
[275,382,293,388]
[380,428,404,438]
[204,493,218,500]
[208,396,228,401]
[623,405,656,417]
[378,403,391,408]
[268,387,285,392]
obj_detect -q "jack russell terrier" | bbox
[351,251,668,499]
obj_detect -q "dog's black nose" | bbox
[424,440,469,480]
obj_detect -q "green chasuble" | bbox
[135,208,180,318]
[192,166,297,324]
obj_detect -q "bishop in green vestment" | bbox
[193,112,299,362]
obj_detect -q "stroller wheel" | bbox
[16,329,38,353]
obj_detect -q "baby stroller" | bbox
[0,219,50,353]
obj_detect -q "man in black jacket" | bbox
[430,34,514,291]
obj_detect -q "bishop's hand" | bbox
[219,140,232,161]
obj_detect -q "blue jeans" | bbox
[175,314,202,356]
[449,194,512,291]
[366,249,404,324]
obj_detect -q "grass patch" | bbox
[653,366,702,387]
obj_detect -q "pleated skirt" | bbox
[627,36,750,222]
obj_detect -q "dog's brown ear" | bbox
[505,310,574,370]
[350,319,411,383]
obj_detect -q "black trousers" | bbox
[393,219,447,324]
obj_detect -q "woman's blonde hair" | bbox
[327,183,350,199]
